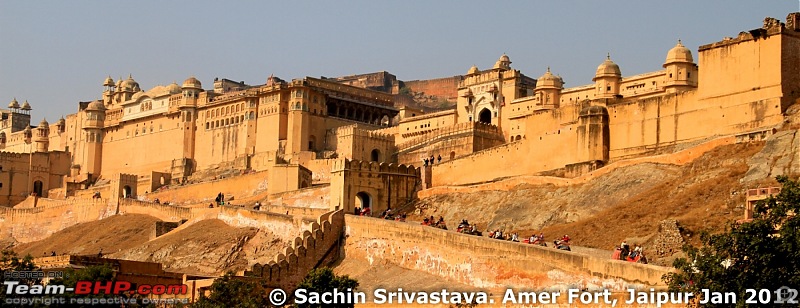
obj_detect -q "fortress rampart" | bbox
[244,210,344,290]
[343,215,672,290]
[1,196,311,244]
[0,198,115,243]
[403,76,462,101]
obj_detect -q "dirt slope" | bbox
[112,219,284,275]
[409,142,767,265]
[13,214,160,258]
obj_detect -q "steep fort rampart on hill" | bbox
[244,210,344,290]
[428,135,737,189]
[343,215,672,290]
[0,197,307,244]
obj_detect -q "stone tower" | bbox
[663,40,698,92]
[534,67,564,109]
[593,55,622,99]
[34,119,49,152]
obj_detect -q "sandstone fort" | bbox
[2,12,800,304]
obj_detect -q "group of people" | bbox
[380,209,407,221]
[422,216,446,229]
[214,192,226,206]
[489,230,520,242]
[354,206,371,216]
[456,219,480,235]
[613,241,646,263]
[423,154,443,166]
[524,233,547,246]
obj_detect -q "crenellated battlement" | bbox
[333,124,395,142]
[243,210,344,291]
[332,159,418,175]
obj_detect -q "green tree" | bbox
[294,267,358,308]
[0,250,41,307]
[191,272,269,308]
[663,175,800,307]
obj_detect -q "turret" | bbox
[35,118,49,152]
[181,76,202,106]
[534,67,564,109]
[81,101,106,176]
[8,98,20,110]
[492,54,511,71]
[20,100,32,114]
[103,76,116,105]
[23,125,32,144]
[663,40,698,92]
[593,54,622,99]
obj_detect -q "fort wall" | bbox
[216,205,302,237]
[145,170,269,205]
[422,135,736,197]
[431,117,578,186]
[117,198,192,221]
[268,185,330,209]
[343,215,672,290]
[403,76,463,101]
[303,159,336,183]
[0,199,115,243]
[244,210,344,291]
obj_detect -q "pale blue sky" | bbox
[0,1,797,122]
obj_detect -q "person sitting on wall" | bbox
[612,246,622,260]
[360,207,371,216]
[422,218,430,225]
[511,232,519,242]
[629,244,642,258]
[154,198,160,204]
[209,203,214,208]
[354,207,361,215]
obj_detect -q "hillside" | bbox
[408,141,772,265]
[112,219,285,275]
[13,214,161,258]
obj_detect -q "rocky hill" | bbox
[407,133,795,266]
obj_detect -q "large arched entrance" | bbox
[478,108,492,124]
[371,149,380,162]
[355,191,371,213]
[123,185,132,198]
[33,180,43,197]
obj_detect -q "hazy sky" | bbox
[0,1,797,122]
